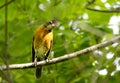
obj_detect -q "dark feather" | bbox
[36,57,42,78]
[32,37,35,62]
[36,66,42,78]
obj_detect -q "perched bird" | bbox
[32,20,56,78]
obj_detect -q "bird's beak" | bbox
[51,23,56,27]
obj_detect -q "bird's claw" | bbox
[45,58,51,63]
[33,59,37,67]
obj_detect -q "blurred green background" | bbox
[0,0,120,83]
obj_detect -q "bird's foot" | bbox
[45,58,51,63]
[33,59,37,67]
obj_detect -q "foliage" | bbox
[0,0,120,83]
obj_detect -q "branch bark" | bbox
[1,36,120,70]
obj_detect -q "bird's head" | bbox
[44,20,56,31]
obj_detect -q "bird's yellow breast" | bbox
[33,25,53,59]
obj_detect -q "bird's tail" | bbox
[36,66,42,78]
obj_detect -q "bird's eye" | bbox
[49,22,51,24]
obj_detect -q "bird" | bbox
[32,20,56,78]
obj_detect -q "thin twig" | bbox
[0,36,120,70]
[85,0,120,13]
[4,0,13,82]
[86,7,120,13]
[0,0,15,9]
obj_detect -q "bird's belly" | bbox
[35,45,47,59]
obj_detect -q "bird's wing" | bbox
[32,37,35,62]
[44,40,53,60]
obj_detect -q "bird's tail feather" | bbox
[36,66,42,78]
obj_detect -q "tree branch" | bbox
[0,0,15,9]
[1,36,120,70]
[85,0,120,13]
[4,0,13,82]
